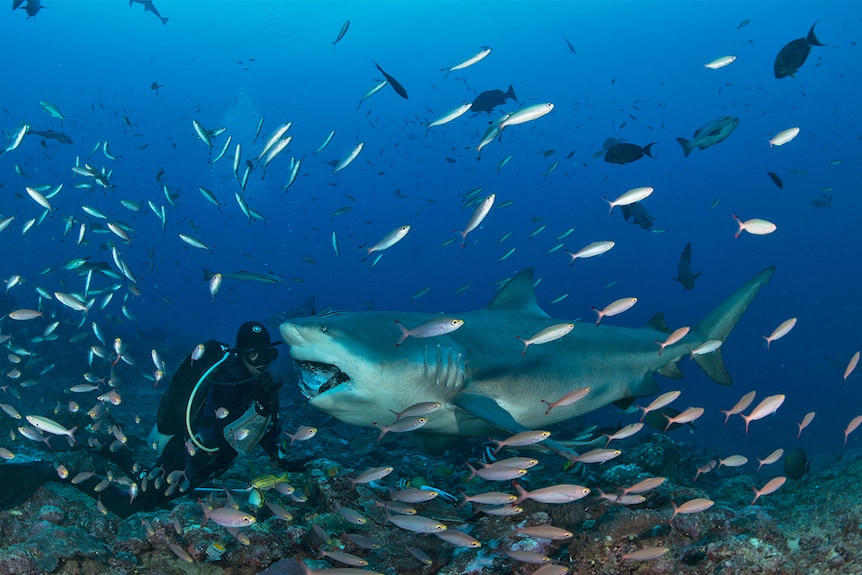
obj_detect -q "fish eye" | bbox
[319,325,327,333]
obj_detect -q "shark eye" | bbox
[319,325,328,333]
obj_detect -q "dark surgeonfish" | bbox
[620,201,654,230]
[673,242,702,291]
[767,170,784,189]
[603,141,656,165]
[13,0,43,18]
[129,0,168,25]
[373,62,408,99]
[676,116,739,157]
[29,129,73,144]
[774,21,826,79]
[470,85,517,113]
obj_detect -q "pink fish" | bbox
[750,476,786,505]
[205,507,256,528]
[740,394,785,434]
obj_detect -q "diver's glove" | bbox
[254,399,272,417]
[254,377,280,416]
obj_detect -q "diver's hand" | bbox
[254,399,272,417]
[257,376,282,396]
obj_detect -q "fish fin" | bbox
[642,142,657,158]
[692,267,775,385]
[451,392,576,459]
[484,268,549,317]
[631,373,661,397]
[658,358,685,379]
[612,397,635,410]
[675,137,692,157]
[807,21,826,46]
[506,84,518,102]
[202,268,215,281]
[645,312,671,334]
[451,393,527,434]
[620,204,632,221]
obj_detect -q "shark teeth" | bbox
[296,361,350,398]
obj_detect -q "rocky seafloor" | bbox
[1,422,860,575]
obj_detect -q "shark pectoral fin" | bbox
[658,358,684,379]
[451,393,578,460]
[692,350,732,386]
[452,393,527,434]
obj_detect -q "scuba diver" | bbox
[0,321,284,517]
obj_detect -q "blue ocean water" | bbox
[0,0,860,524]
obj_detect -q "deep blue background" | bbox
[1,2,860,463]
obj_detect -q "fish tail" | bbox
[690,267,775,385]
[513,482,528,503]
[807,21,826,46]
[395,321,409,346]
[506,84,518,102]
[675,137,692,157]
[642,142,657,158]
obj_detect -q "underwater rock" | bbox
[19,525,107,572]
[37,505,65,523]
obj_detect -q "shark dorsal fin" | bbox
[485,268,549,317]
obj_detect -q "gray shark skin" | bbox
[676,116,739,157]
[280,267,773,454]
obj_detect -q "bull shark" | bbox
[676,116,739,157]
[280,267,773,458]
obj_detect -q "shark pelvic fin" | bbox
[658,358,684,379]
[693,267,775,385]
[645,312,672,333]
[484,268,549,318]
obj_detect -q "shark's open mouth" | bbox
[295,361,351,398]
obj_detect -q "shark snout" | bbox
[279,322,303,346]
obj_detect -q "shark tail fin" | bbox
[692,267,775,385]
